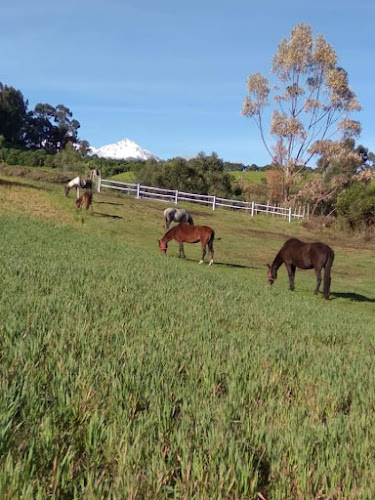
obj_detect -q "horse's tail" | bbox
[208,229,215,250]
[323,248,335,299]
[188,215,194,225]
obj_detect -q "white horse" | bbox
[163,208,194,230]
[64,177,92,198]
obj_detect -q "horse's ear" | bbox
[267,263,271,269]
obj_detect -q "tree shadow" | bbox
[94,213,123,219]
[0,179,45,190]
[331,292,375,303]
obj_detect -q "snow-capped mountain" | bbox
[89,138,159,161]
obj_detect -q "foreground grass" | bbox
[1,177,375,498]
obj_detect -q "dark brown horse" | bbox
[158,222,215,265]
[267,238,334,299]
[76,191,93,213]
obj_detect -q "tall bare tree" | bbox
[242,23,362,200]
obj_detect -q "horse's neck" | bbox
[162,228,176,242]
[271,252,283,272]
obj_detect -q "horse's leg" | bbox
[208,238,214,266]
[199,243,207,264]
[314,267,322,295]
[286,264,295,291]
[290,264,296,290]
[178,241,185,259]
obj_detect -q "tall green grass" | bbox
[1,215,375,499]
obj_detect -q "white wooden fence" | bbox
[96,177,305,222]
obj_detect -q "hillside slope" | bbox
[1,175,374,498]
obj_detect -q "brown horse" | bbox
[267,238,334,299]
[76,191,93,213]
[158,222,215,265]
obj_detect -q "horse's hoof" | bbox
[208,260,213,266]
[198,260,204,264]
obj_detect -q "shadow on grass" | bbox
[94,212,123,219]
[94,201,124,206]
[0,179,45,190]
[172,257,258,269]
[213,261,259,270]
[331,292,375,303]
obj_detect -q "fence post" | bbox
[175,190,178,204]
[97,173,101,193]
[288,207,292,223]
[251,201,254,217]
[136,183,140,199]
[212,196,216,211]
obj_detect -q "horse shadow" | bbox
[213,261,259,270]
[180,257,257,270]
[331,292,375,303]
[94,201,124,206]
[94,213,123,219]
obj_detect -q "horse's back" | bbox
[282,238,333,268]
[174,222,213,242]
[175,208,189,221]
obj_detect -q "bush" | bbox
[336,182,375,232]
[137,153,233,197]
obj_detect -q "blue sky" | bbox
[1,0,374,165]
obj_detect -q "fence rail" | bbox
[98,177,305,222]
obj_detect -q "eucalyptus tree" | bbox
[242,23,362,200]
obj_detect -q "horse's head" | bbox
[267,264,276,285]
[158,239,168,254]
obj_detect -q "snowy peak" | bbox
[89,138,159,161]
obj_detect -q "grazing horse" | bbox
[267,238,334,299]
[75,192,93,213]
[64,177,92,198]
[158,222,215,265]
[163,208,194,231]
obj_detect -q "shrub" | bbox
[336,182,375,232]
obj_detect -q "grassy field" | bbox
[111,171,138,183]
[228,171,267,185]
[1,175,375,499]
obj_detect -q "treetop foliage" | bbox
[242,23,362,200]
[0,82,80,153]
